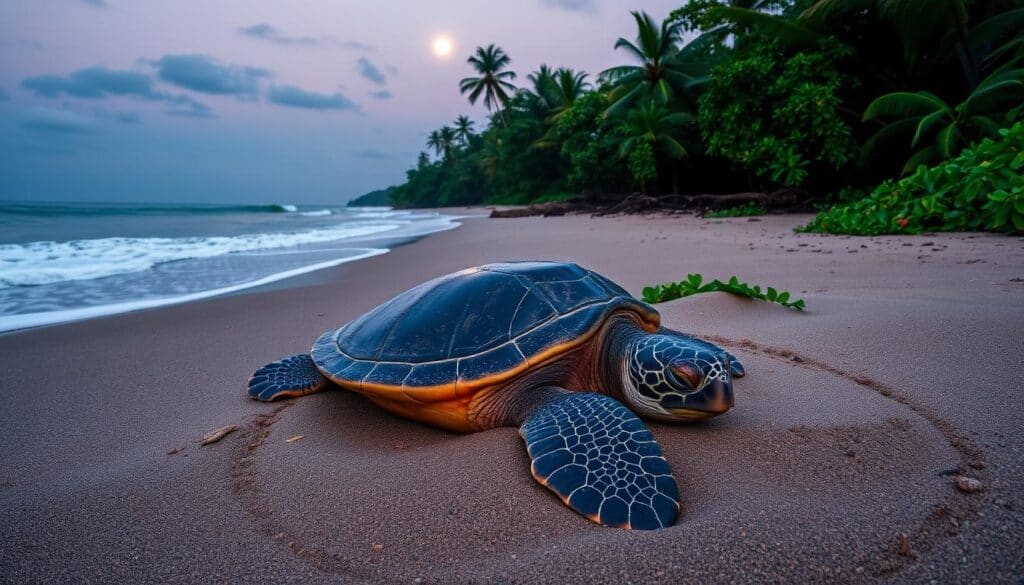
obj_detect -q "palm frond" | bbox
[800,0,873,25]
[713,6,819,47]
[612,38,648,64]
[658,135,688,159]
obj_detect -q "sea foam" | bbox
[0,222,402,288]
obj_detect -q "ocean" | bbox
[0,201,462,332]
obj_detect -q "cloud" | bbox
[369,90,392,100]
[267,85,357,110]
[92,107,141,124]
[115,110,140,124]
[0,39,45,51]
[354,148,391,159]
[22,67,161,99]
[19,107,97,134]
[238,23,373,51]
[338,40,374,51]
[155,54,269,98]
[542,0,595,12]
[238,23,318,46]
[166,97,216,118]
[20,65,217,118]
[356,57,387,85]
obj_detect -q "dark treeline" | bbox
[389,0,1023,226]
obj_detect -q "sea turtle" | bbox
[248,261,744,530]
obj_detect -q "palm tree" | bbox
[526,66,591,119]
[453,115,475,145]
[425,129,443,159]
[437,126,458,161]
[617,100,692,192]
[527,64,556,103]
[549,68,591,116]
[600,11,708,116]
[459,44,518,125]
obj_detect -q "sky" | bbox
[0,0,682,205]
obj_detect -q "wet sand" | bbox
[1,212,1022,583]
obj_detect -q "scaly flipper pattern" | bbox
[520,392,680,530]
[248,354,329,401]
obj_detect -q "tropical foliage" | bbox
[862,67,1024,173]
[698,37,858,188]
[799,121,1024,234]
[386,2,1023,234]
[642,273,806,310]
[705,202,768,217]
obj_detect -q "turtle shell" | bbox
[310,261,660,401]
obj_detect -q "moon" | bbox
[432,36,453,58]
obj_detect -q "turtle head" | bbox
[621,334,735,422]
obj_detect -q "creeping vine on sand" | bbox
[642,274,806,310]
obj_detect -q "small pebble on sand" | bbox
[953,476,984,493]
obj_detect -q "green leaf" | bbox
[863,92,947,122]
[710,6,820,48]
[641,286,658,303]
[936,124,959,159]
[642,274,806,311]
[911,110,949,148]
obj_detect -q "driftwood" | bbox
[490,189,802,218]
[489,200,594,218]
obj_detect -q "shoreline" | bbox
[1,212,1021,583]
[0,207,479,335]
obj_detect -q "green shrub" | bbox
[705,202,768,218]
[799,121,1024,235]
[642,273,805,310]
[698,38,858,188]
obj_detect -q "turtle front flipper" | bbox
[248,354,329,401]
[519,391,680,530]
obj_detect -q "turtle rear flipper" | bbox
[248,354,329,401]
[520,391,680,530]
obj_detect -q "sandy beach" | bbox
[1,211,1022,584]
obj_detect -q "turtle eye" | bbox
[670,365,703,391]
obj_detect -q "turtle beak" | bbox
[688,378,734,415]
[661,378,734,420]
